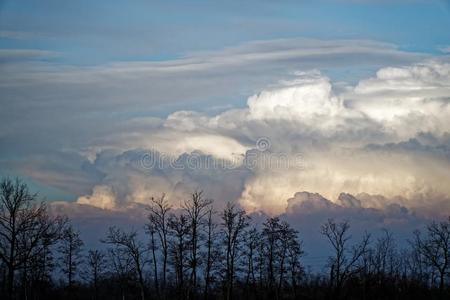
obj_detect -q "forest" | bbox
[1,177,449,300]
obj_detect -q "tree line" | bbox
[1,177,450,300]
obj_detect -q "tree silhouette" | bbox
[203,207,218,300]
[413,217,450,296]
[58,223,84,289]
[2,176,450,300]
[168,213,190,299]
[147,194,171,292]
[182,191,213,298]
[0,177,63,300]
[102,226,148,300]
[321,219,370,300]
[85,249,106,300]
[220,203,249,300]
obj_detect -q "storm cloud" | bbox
[9,58,446,218]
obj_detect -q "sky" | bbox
[1,0,450,262]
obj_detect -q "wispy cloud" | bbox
[440,46,450,54]
[0,30,47,40]
[0,49,58,60]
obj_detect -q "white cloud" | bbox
[77,185,116,210]
[348,60,450,138]
[66,59,450,217]
[1,42,446,218]
[439,46,450,54]
[247,70,343,121]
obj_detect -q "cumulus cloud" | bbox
[284,191,411,222]
[62,58,450,218]
[77,185,116,210]
[280,190,424,265]
[348,60,450,138]
[72,149,251,211]
[0,38,446,217]
[247,70,343,122]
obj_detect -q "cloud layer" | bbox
[54,58,450,217]
[1,38,449,217]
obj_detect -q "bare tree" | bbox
[147,223,159,295]
[23,233,57,298]
[107,247,135,300]
[255,229,266,291]
[321,219,370,300]
[413,217,450,295]
[286,230,304,298]
[203,208,218,300]
[19,211,64,300]
[0,177,63,300]
[58,223,84,289]
[220,203,249,300]
[260,217,303,300]
[168,213,190,299]
[85,249,106,300]
[7,178,450,299]
[147,194,172,291]
[243,227,260,299]
[276,221,302,299]
[261,217,281,294]
[371,229,400,281]
[182,191,213,297]
[103,226,148,300]
[404,238,430,284]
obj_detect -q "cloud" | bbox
[48,201,150,249]
[0,49,58,61]
[247,70,342,121]
[77,185,116,210]
[0,38,425,113]
[71,149,251,211]
[439,46,450,54]
[279,190,425,267]
[1,40,448,217]
[1,37,425,166]
[58,58,450,218]
[284,191,411,221]
[348,60,450,138]
[12,150,103,195]
[286,192,338,213]
[0,30,50,40]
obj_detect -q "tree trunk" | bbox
[151,231,159,295]
[8,263,14,300]
[439,271,445,298]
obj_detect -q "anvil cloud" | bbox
[66,59,450,217]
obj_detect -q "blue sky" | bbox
[1,0,449,65]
